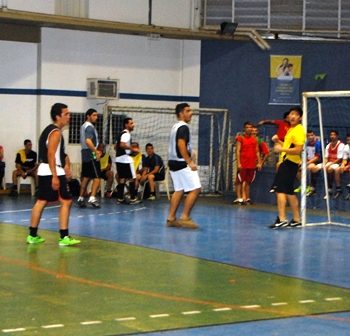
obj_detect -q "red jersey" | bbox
[273,120,290,142]
[236,134,258,169]
[259,141,269,156]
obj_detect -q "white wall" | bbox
[6,0,55,13]
[39,28,200,163]
[0,1,201,184]
[0,41,38,185]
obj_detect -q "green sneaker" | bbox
[294,185,301,193]
[59,236,81,246]
[26,235,45,244]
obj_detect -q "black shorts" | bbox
[37,175,72,202]
[274,159,299,195]
[81,160,101,179]
[154,172,165,181]
[116,162,135,179]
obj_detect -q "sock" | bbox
[116,183,124,199]
[60,229,69,239]
[29,227,38,237]
[78,196,84,201]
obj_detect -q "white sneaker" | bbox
[233,198,243,204]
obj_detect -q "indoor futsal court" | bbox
[1,195,350,336]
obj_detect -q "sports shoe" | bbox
[345,193,350,200]
[147,195,156,201]
[294,186,301,193]
[77,199,86,208]
[59,236,81,246]
[269,186,277,193]
[26,235,45,244]
[288,219,302,228]
[88,198,100,208]
[333,188,342,200]
[177,218,199,229]
[116,198,125,204]
[166,218,181,228]
[245,198,253,205]
[323,189,332,200]
[233,198,243,204]
[129,198,141,205]
[306,186,316,197]
[269,218,289,229]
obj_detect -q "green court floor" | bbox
[1,223,350,336]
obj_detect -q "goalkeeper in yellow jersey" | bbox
[269,106,306,229]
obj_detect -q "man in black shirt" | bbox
[140,143,165,200]
[9,139,38,196]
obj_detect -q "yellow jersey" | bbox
[280,123,305,164]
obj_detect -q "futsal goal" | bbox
[301,90,350,227]
[102,105,230,195]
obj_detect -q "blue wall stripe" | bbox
[0,88,199,102]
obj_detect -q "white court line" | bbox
[0,205,60,214]
[213,307,232,312]
[115,317,136,322]
[240,305,261,309]
[299,300,315,304]
[41,324,64,329]
[80,321,102,325]
[325,297,342,301]
[2,328,26,333]
[271,302,288,306]
[20,219,29,222]
[182,311,201,315]
[149,314,170,318]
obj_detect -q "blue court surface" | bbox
[1,195,350,335]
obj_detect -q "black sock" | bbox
[60,229,69,239]
[29,227,38,237]
[116,184,124,199]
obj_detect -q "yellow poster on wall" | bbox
[269,55,302,105]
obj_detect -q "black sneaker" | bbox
[333,189,342,200]
[288,219,302,228]
[269,218,288,229]
[88,199,100,208]
[129,198,141,205]
[269,186,277,193]
[77,199,86,208]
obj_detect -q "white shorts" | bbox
[324,162,339,170]
[170,166,201,192]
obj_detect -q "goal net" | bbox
[301,91,350,227]
[102,105,230,195]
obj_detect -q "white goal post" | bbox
[301,90,350,227]
[101,104,230,195]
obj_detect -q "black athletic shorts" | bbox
[116,162,135,179]
[274,159,299,195]
[37,175,72,202]
[81,160,101,179]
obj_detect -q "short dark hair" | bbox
[145,143,153,149]
[307,129,314,134]
[123,117,133,128]
[85,108,97,119]
[50,103,67,121]
[288,106,303,117]
[330,129,338,136]
[283,111,290,119]
[175,103,190,116]
[24,139,31,145]
[243,121,253,127]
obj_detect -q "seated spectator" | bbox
[9,139,38,196]
[0,144,5,189]
[338,134,350,200]
[140,143,165,201]
[98,143,114,198]
[323,130,344,199]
